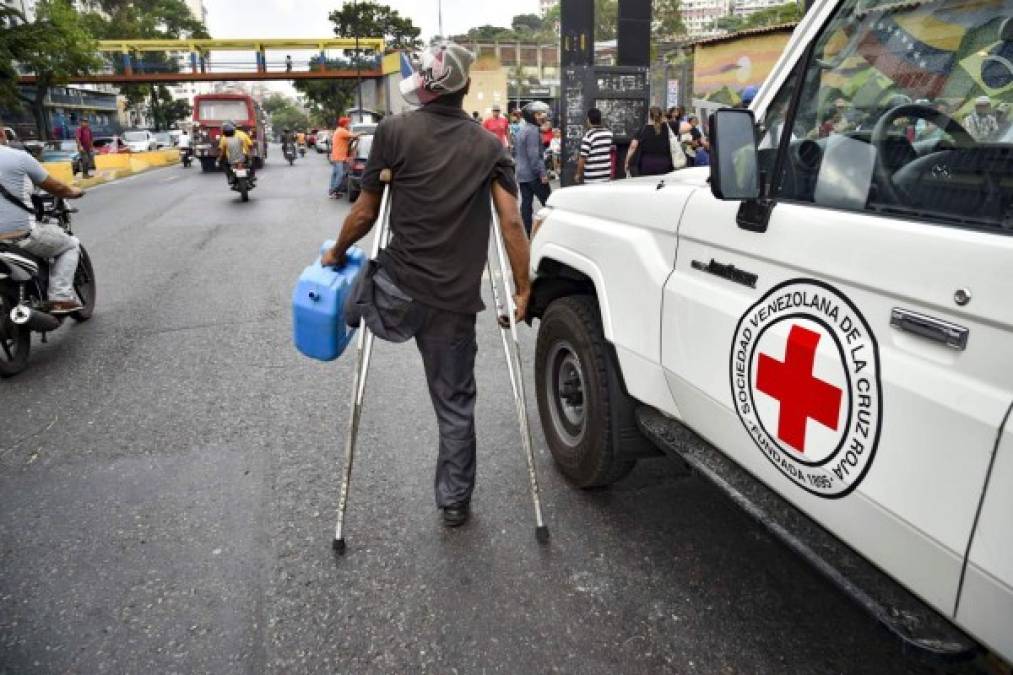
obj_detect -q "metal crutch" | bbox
[334,170,393,555]
[486,202,550,544]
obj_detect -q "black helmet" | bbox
[222,121,236,136]
[521,100,550,125]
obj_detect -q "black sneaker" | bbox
[442,503,470,528]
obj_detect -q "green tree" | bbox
[3,0,103,139]
[270,103,310,134]
[743,2,803,28]
[653,0,686,42]
[512,13,544,35]
[293,56,358,127]
[713,14,746,32]
[328,1,422,52]
[595,0,619,41]
[81,0,208,130]
[262,93,292,116]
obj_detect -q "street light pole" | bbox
[438,0,443,38]
[355,0,363,120]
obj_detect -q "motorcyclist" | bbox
[281,128,296,159]
[0,119,85,314]
[217,121,253,183]
[178,129,192,164]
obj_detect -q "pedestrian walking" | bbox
[75,118,95,179]
[285,54,293,72]
[482,104,510,150]
[320,42,531,528]
[625,106,678,177]
[508,110,522,151]
[575,108,613,184]
[329,117,357,198]
[515,101,552,235]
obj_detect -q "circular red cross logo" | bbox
[730,280,883,498]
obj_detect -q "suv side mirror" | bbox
[709,108,761,201]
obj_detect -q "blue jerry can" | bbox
[292,242,366,361]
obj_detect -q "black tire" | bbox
[288,157,294,166]
[238,178,249,202]
[0,296,31,378]
[535,295,636,487]
[70,245,96,322]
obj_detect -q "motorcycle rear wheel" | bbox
[71,245,97,322]
[239,178,249,202]
[0,297,30,378]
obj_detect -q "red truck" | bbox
[191,93,268,172]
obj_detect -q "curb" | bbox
[42,150,182,190]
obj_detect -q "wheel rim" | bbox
[545,340,587,447]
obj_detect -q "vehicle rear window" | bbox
[123,132,147,142]
[199,100,249,121]
[356,135,373,159]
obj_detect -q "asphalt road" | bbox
[0,147,963,674]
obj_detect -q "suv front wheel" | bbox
[535,295,635,487]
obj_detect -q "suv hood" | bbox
[546,167,709,223]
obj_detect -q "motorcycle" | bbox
[181,146,193,168]
[0,196,97,378]
[283,142,296,166]
[298,143,307,158]
[225,159,256,202]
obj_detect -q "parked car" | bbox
[345,133,372,202]
[122,130,158,152]
[153,131,174,149]
[93,136,131,154]
[41,140,82,174]
[315,130,331,154]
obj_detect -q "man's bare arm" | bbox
[39,176,82,199]
[492,181,531,321]
[320,188,382,267]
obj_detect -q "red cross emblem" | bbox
[756,325,843,453]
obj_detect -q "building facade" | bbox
[682,0,732,35]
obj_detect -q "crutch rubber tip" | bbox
[535,526,550,544]
[333,538,346,555]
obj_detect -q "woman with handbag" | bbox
[624,106,686,177]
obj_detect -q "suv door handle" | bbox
[890,308,969,350]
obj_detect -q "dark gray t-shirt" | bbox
[0,145,48,235]
[361,103,518,314]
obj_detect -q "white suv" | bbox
[529,0,1013,664]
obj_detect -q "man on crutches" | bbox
[321,42,532,529]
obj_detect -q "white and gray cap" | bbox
[399,42,475,106]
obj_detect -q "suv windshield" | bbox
[123,132,148,142]
[765,0,1013,231]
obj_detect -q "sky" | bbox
[204,0,543,97]
[206,0,543,44]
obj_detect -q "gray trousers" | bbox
[413,307,478,508]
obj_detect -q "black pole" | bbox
[355,0,363,119]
